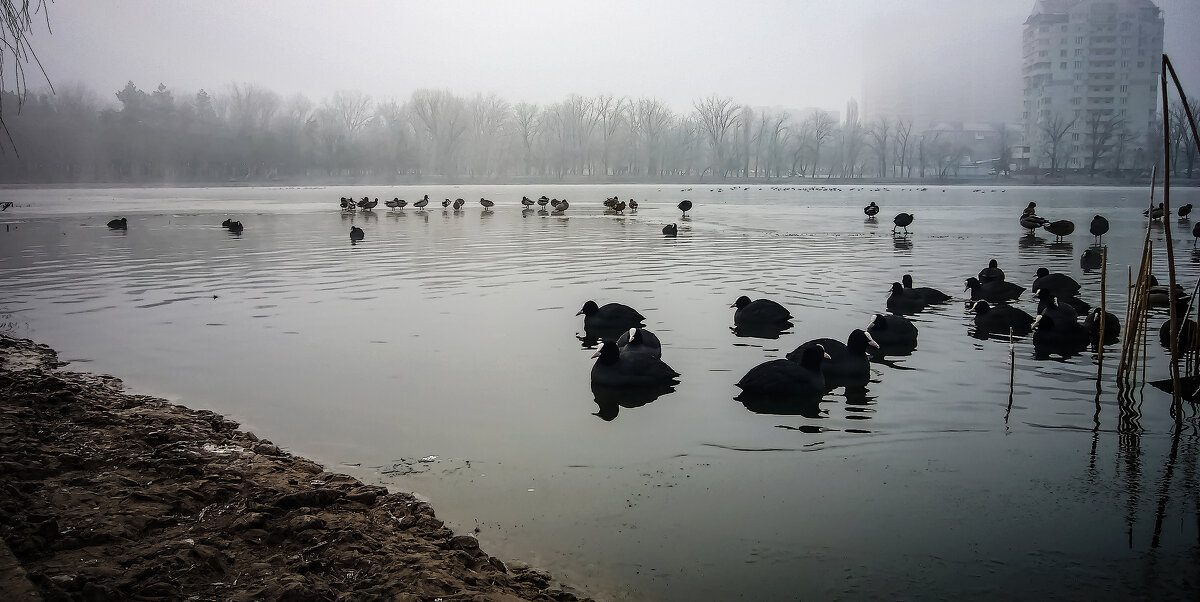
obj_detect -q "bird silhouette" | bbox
[350,226,364,243]
[892,212,914,236]
[678,200,693,217]
[1044,219,1075,242]
[1089,215,1109,244]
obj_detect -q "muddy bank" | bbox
[0,335,591,601]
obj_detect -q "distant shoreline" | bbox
[1,174,1195,190]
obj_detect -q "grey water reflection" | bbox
[2,185,1200,600]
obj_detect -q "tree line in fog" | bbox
[0,81,1193,184]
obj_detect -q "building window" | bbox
[1061,62,1068,69]
[1061,50,1068,57]
[1121,98,1127,104]
[1076,36,1084,43]
[1120,85,1128,92]
[1138,61,1145,68]
[1040,50,1048,57]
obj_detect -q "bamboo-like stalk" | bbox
[1161,56,1182,419]
[1098,246,1107,374]
[1118,173,1157,383]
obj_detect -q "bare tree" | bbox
[1083,113,1122,176]
[893,119,912,178]
[467,93,509,177]
[804,110,836,178]
[408,89,467,175]
[1040,113,1074,175]
[693,95,741,178]
[594,94,628,176]
[0,0,52,153]
[511,102,541,176]
[633,97,673,176]
[867,116,890,178]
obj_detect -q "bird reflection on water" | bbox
[591,383,676,421]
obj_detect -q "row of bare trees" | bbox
[0,80,1107,184]
[1036,100,1197,177]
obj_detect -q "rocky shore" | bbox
[0,335,589,601]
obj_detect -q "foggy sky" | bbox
[22,0,1200,115]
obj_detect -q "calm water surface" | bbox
[3,184,1200,600]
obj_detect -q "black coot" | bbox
[678,200,693,216]
[887,282,928,314]
[578,300,645,334]
[350,226,364,242]
[971,300,1034,336]
[1044,219,1074,242]
[902,274,951,304]
[866,313,918,350]
[978,259,1005,283]
[1089,215,1109,244]
[787,330,878,387]
[732,295,792,324]
[1032,267,1081,299]
[735,345,828,399]
[107,217,127,230]
[964,277,1025,302]
[892,212,914,235]
[616,327,662,359]
[1083,308,1120,345]
[590,341,679,388]
[662,223,678,237]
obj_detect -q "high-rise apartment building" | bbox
[1021,0,1163,171]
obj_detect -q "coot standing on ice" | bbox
[892,212,914,235]
[678,200,693,217]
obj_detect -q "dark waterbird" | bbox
[385,198,405,210]
[223,220,243,233]
[349,226,364,243]
[735,345,829,400]
[553,200,569,212]
[971,300,1034,336]
[892,212,914,236]
[1081,248,1102,271]
[1179,203,1193,218]
[1035,289,1081,322]
[866,313,918,352]
[1144,202,1165,220]
[978,259,1005,284]
[678,200,692,217]
[1160,318,1200,350]
[1020,214,1049,234]
[1021,201,1038,217]
[1193,221,1200,243]
[863,202,880,217]
[732,295,792,325]
[577,300,645,335]
[1043,219,1074,242]
[414,197,430,209]
[662,223,678,237]
[615,327,662,359]
[1032,314,1090,357]
[886,282,928,315]
[902,274,951,304]
[965,277,1024,302]
[1032,267,1081,299]
[107,217,127,230]
[1147,275,1191,308]
[1083,308,1121,345]
[786,329,878,388]
[590,341,679,388]
[1089,215,1109,244]
[480,198,495,209]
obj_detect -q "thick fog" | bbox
[25,0,1197,115]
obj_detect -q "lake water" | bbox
[3,184,1200,600]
